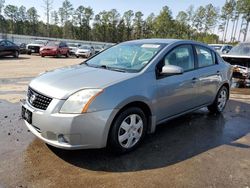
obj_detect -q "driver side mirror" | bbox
[161,65,183,75]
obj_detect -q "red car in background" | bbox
[39,41,70,57]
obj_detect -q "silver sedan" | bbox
[21,39,232,153]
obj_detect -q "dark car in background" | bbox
[18,43,27,54]
[94,45,104,54]
[0,39,20,58]
[39,41,70,58]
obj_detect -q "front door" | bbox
[155,44,198,121]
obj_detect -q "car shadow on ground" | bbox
[0,56,30,60]
[48,100,250,172]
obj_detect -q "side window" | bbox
[195,45,214,68]
[0,41,5,46]
[164,45,194,71]
[6,41,14,46]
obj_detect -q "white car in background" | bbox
[26,40,47,55]
[75,45,95,58]
[67,43,81,56]
[209,44,233,54]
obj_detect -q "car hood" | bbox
[41,46,57,50]
[29,65,135,99]
[77,49,90,52]
[221,54,250,58]
[27,43,44,47]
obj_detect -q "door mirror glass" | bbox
[161,65,183,75]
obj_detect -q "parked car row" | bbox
[0,39,108,59]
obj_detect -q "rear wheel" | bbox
[109,107,147,153]
[208,86,229,114]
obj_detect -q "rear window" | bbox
[195,45,215,68]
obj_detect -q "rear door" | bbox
[193,45,221,106]
[155,44,198,121]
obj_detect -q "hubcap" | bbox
[118,114,143,149]
[217,89,227,111]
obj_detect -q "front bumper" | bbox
[27,46,40,53]
[40,50,58,56]
[21,99,118,150]
[75,52,90,57]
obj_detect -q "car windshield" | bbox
[46,41,60,47]
[68,43,78,47]
[228,43,250,56]
[79,45,90,49]
[84,43,165,72]
[33,40,46,45]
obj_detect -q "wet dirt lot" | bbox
[0,55,250,188]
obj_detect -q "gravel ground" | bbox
[0,55,249,188]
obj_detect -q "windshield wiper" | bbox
[81,63,127,72]
[99,65,126,72]
[108,67,127,72]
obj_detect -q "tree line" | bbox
[0,0,249,43]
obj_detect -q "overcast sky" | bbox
[4,0,250,41]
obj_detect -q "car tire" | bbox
[108,107,147,153]
[76,55,79,58]
[207,86,229,114]
[65,52,70,58]
[13,51,19,58]
[27,51,31,55]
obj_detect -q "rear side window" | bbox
[164,45,194,71]
[195,45,215,68]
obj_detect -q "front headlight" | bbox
[60,89,103,114]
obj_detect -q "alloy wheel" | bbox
[118,114,143,149]
[217,88,227,111]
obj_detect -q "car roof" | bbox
[123,38,181,44]
[122,39,212,47]
[209,44,232,46]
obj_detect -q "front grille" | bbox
[27,87,52,110]
[28,46,40,52]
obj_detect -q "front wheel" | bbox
[13,51,19,58]
[65,51,70,58]
[108,107,147,153]
[208,86,229,114]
